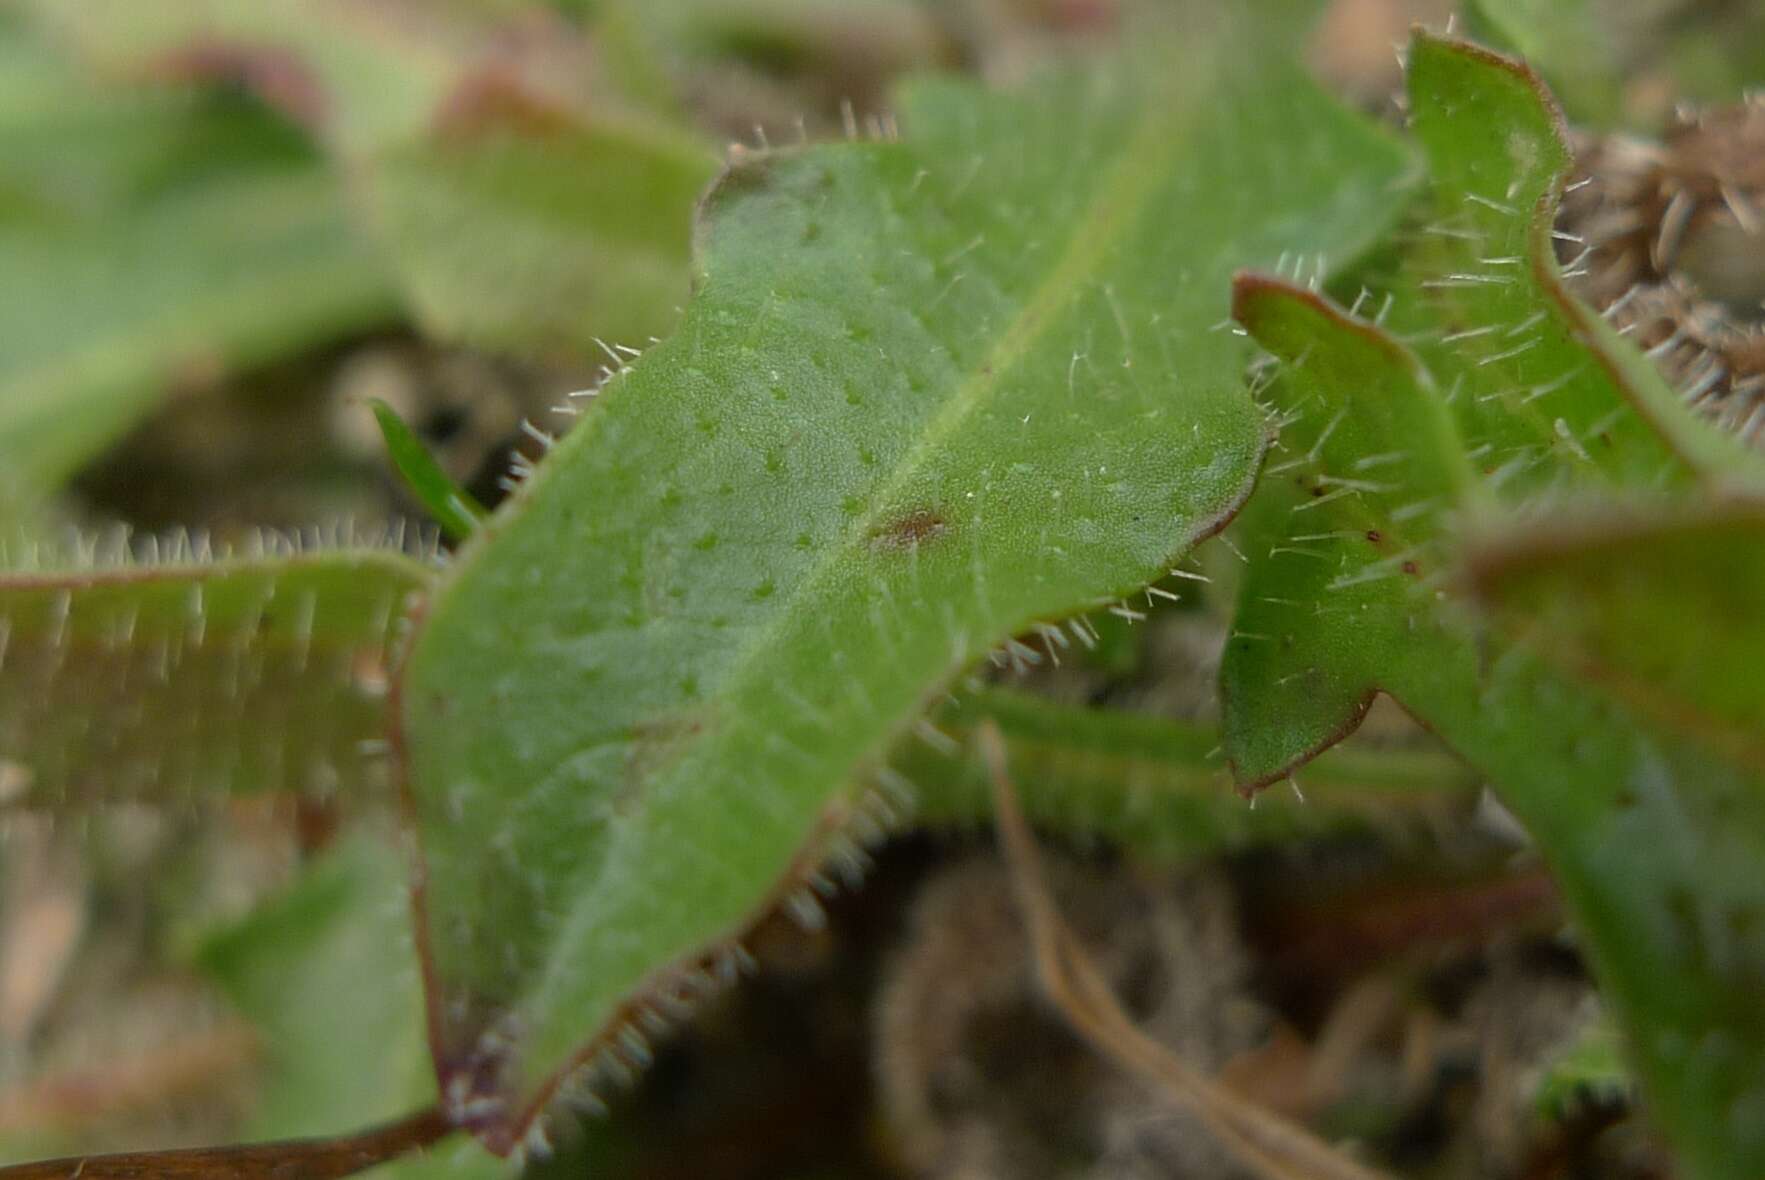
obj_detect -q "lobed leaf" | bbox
[1398,34,1765,499]
[1222,274,1471,785]
[1222,59,1765,1165]
[1227,275,1765,1180]
[0,545,431,809]
[1466,502,1765,776]
[396,12,1416,1147]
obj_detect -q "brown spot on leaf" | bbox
[870,508,949,551]
[623,713,706,810]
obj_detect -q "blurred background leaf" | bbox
[0,14,398,494]
[0,545,431,810]
[193,830,511,1178]
[12,0,717,358]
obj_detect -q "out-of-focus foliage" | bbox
[194,832,508,1179]
[0,16,398,493]
[15,0,717,359]
[0,545,432,809]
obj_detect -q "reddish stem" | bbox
[0,1105,455,1180]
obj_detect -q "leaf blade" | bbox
[1398,33,1765,497]
[1466,502,1765,775]
[371,399,487,542]
[399,23,1416,1143]
[1228,275,1765,1180]
[0,546,430,809]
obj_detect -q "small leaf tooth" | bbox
[785,889,826,930]
[616,1025,653,1068]
[520,1118,554,1162]
[558,1069,608,1117]
[593,1046,635,1089]
[913,718,960,756]
[711,947,743,986]
[873,766,918,810]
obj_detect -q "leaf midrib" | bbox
[519,63,1223,1013]
[670,68,1216,703]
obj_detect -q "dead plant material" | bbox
[1559,97,1765,445]
[978,721,1399,1180]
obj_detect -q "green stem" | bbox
[900,687,1481,862]
[1388,633,1765,1180]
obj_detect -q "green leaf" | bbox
[902,688,1480,863]
[1398,34,1765,499]
[20,0,718,354]
[195,831,508,1178]
[359,113,714,353]
[1462,0,1622,126]
[1226,275,1765,1180]
[1466,502,1765,776]
[0,544,431,809]
[1658,9,1765,110]
[371,399,486,542]
[0,22,398,491]
[1222,275,1472,784]
[398,17,1415,1146]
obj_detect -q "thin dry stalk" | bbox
[978,721,1398,1180]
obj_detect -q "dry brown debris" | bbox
[1560,97,1765,445]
